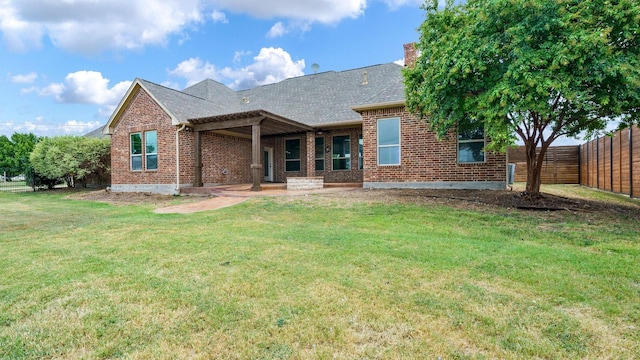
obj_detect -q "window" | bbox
[377,118,400,165]
[130,133,142,171]
[285,139,301,172]
[332,135,351,170]
[458,125,485,163]
[130,131,158,171]
[358,134,364,170]
[145,131,158,170]
[315,137,324,171]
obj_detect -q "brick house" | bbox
[103,44,507,194]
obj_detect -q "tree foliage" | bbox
[29,136,111,188]
[0,133,39,177]
[404,0,640,195]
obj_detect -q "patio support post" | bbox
[306,131,315,177]
[194,130,203,187]
[251,123,262,191]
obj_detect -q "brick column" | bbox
[306,131,315,177]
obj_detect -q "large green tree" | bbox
[0,133,39,177]
[30,136,110,188]
[404,0,640,195]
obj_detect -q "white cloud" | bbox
[35,71,132,106]
[381,0,422,10]
[9,71,37,84]
[0,0,203,54]
[0,116,102,136]
[60,120,102,134]
[26,71,131,120]
[0,0,425,54]
[225,47,305,90]
[211,10,228,23]
[169,47,305,90]
[210,0,366,23]
[393,58,404,66]
[267,22,288,38]
[233,50,251,63]
[168,58,220,87]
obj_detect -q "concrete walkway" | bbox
[154,184,359,214]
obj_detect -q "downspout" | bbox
[175,124,187,194]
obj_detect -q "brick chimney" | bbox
[403,42,417,68]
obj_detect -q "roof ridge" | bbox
[138,78,211,102]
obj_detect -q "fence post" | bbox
[610,135,613,192]
[578,144,581,185]
[630,126,634,198]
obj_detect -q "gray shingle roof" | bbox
[140,62,405,127]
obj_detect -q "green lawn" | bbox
[1,188,638,359]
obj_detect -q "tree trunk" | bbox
[523,140,550,197]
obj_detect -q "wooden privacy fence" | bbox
[580,125,639,197]
[508,145,580,184]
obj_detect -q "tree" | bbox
[404,0,640,196]
[0,133,39,178]
[30,136,111,188]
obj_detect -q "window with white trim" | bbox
[332,135,350,170]
[130,133,142,171]
[285,138,301,172]
[458,125,485,163]
[315,137,324,171]
[377,118,400,165]
[145,131,158,170]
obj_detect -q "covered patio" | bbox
[187,110,314,191]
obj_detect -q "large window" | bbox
[315,137,324,171]
[145,131,158,170]
[130,131,158,171]
[377,118,400,165]
[332,135,351,170]
[285,139,301,172]
[458,125,485,163]
[130,133,142,171]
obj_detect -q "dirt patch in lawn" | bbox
[317,188,640,218]
[64,187,640,219]
[66,189,205,207]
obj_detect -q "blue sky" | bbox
[0,0,427,137]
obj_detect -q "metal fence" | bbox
[0,169,35,193]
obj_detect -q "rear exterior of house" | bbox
[104,44,507,194]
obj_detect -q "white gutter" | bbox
[175,124,187,193]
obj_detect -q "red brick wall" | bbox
[270,127,364,183]
[200,131,252,184]
[110,88,177,186]
[361,107,506,183]
[315,127,363,183]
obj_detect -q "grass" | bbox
[1,187,639,359]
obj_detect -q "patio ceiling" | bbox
[188,109,313,136]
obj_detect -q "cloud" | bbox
[169,47,305,90]
[0,0,425,54]
[380,0,423,10]
[210,0,366,23]
[28,71,132,119]
[9,71,37,84]
[225,47,305,90]
[267,22,288,38]
[233,50,251,63]
[0,117,101,136]
[0,0,203,54]
[211,10,228,23]
[168,58,220,87]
